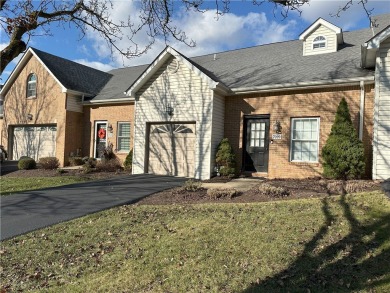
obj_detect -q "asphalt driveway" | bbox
[1,174,185,240]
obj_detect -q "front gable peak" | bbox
[126,46,227,97]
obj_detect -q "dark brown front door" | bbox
[244,117,270,173]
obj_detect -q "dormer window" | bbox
[313,36,326,49]
[27,73,37,98]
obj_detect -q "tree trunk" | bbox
[1,40,26,76]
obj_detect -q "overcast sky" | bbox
[1,0,389,82]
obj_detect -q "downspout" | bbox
[359,81,365,140]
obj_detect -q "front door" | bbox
[244,117,270,173]
[94,121,107,159]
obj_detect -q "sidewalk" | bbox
[202,178,264,192]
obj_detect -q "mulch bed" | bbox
[2,168,383,205]
[1,168,130,180]
[137,178,382,205]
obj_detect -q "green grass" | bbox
[1,191,389,292]
[0,177,89,195]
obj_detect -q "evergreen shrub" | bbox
[321,97,365,179]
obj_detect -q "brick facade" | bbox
[83,103,135,163]
[0,55,68,166]
[224,85,374,179]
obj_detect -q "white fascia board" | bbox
[82,97,135,105]
[299,18,342,40]
[231,77,374,95]
[126,46,219,97]
[0,47,69,97]
[365,26,390,49]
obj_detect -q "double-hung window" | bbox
[117,122,131,152]
[290,118,319,162]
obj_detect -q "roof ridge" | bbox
[30,47,112,76]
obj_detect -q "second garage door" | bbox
[148,123,195,177]
[12,125,57,161]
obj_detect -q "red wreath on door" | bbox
[98,128,106,139]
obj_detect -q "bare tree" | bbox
[0,0,377,75]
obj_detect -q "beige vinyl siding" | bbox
[210,93,225,175]
[133,56,214,180]
[66,95,83,113]
[303,25,338,56]
[373,38,390,179]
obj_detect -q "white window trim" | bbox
[117,121,131,153]
[27,73,37,99]
[290,117,320,163]
[312,36,327,50]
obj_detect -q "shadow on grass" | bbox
[243,194,390,292]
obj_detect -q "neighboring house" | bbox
[0,14,389,180]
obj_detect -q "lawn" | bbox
[0,177,89,195]
[1,191,389,292]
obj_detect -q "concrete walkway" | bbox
[202,177,264,192]
[1,174,185,240]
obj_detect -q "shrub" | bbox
[321,98,365,179]
[57,168,66,174]
[96,158,122,172]
[18,157,36,170]
[207,188,237,199]
[38,157,60,170]
[183,179,202,191]
[82,164,93,174]
[326,180,378,195]
[258,183,290,197]
[101,142,116,161]
[69,156,84,166]
[215,138,236,177]
[82,157,97,168]
[123,149,133,171]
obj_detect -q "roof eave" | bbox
[82,97,135,105]
[299,18,342,40]
[231,77,375,95]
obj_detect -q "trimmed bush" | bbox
[183,179,202,192]
[215,138,236,177]
[96,158,122,172]
[258,183,290,197]
[321,98,365,179]
[69,156,84,166]
[123,149,133,171]
[18,157,36,170]
[207,188,237,199]
[38,157,60,170]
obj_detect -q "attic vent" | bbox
[168,59,179,74]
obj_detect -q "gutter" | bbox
[231,77,375,95]
[82,97,135,105]
[359,81,365,140]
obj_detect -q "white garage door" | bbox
[148,123,196,177]
[12,125,57,161]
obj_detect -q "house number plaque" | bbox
[272,134,282,140]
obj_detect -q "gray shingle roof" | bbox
[90,65,148,102]
[33,13,389,102]
[32,48,112,95]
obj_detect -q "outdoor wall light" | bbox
[166,105,174,116]
[273,120,282,133]
[107,123,113,133]
[27,113,33,121]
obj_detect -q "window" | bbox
[117,122,131,152]
[290,118,319,162]
[313,36,326,49]
[27,73,37,98]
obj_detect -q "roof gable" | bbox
[1,47,112,97]
[299,18,342,41]
[126,46,229,97]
